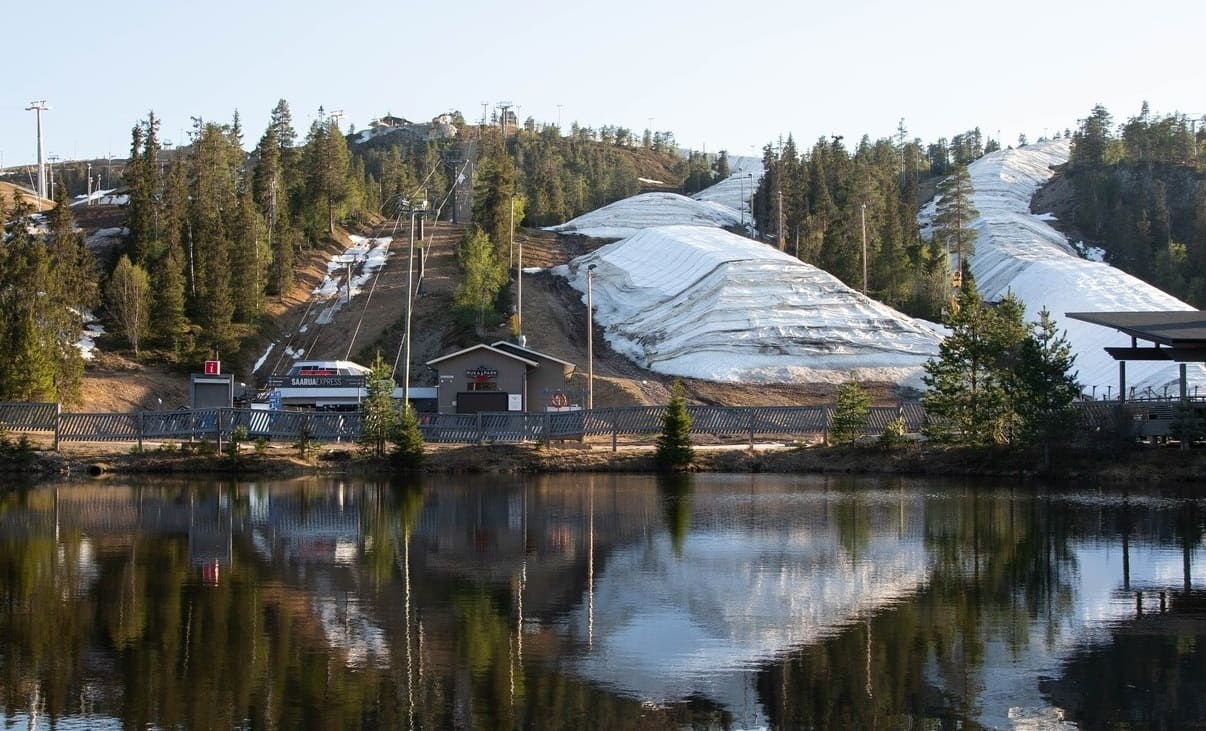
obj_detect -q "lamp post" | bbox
[860,203,868,294]
[402,197,428,406]
[586,264,597,411]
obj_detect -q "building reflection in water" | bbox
[0,478,1202,729]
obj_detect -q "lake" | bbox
[0,474,1202,730]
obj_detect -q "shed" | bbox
[426,343,576,414]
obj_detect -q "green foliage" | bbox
[0,428,36,467]
[1007,307,1081,447]
[0,191,88,403]
[253,436,269,455]
[655,380,694,471]
[1066,102,1206,305]
[359,353,399,457]
[933,165,978,276]
[923,284,1027,445]
[106,255,151,355]
[657,473,693,557]
[453,228,508,330]
[879,415,908,449]
[228,425,250,456]
[390,404,426,469]
[830,378,871,445]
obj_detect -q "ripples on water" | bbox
[0,475,1202,729]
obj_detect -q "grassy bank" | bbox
[10,439,1205,484]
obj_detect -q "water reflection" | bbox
[0,477,1202,729]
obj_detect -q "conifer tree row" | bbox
[750,125,1000,319]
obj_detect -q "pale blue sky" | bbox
[2,0,1202,168]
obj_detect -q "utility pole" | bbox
[86,162,92,204]
[776,188,784,251]
[586,264,597,411]
[402,196,428,407]
[47,154,60,196]
[860,203,868,294]
[497,101,513,137]
[25,101,49,199]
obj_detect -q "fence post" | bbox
[53,403,61,451]
[543,411,551,447]
[611,410,618,453]
[476,412,484,445]
[137,412,144,453]
[216,409,224,453]
[749,408,756,451]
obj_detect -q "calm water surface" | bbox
[0,474,1203,730]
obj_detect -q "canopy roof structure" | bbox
[1066,311,1206,363]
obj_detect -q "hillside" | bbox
[0,181,54,211]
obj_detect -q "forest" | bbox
[3,99,1205,406]
[1064,103,1206,305]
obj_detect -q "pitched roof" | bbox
[491,341,576,369]
[426,343,539,368]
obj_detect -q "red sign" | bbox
[203,360,221,375]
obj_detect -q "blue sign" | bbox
[268,391,282,411]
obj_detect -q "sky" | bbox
[2,0,1204,168]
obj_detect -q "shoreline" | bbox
[6,440,1206,484]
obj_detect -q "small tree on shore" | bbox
[656,380,694,471]
[391,403,425,469]
[359,353,398,457]
[830,377,870,445]
[106,255,151,356]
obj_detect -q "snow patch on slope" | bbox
[920,140,1205,395]
[690,155,764,225]
[549,192,742,239]
[555,225,942,385]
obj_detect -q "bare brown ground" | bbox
[79,219,906,412]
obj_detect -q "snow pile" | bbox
[555,225,943,385]
[549,192,742,239]
[313,235,392,326]
[920,140,1206,394]
[70,188,118,207]
[690,155,763,222]
[86,226,127,251]
[76,310,104,360]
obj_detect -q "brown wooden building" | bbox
[426,342,576,414]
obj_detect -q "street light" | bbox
[402,197,428,407]
[586,264,597,411]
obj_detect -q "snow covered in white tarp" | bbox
[549,192,742,240]
[690,155,763,225]
[920,140,1206,395]
[555,225,943,385]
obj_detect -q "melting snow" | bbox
[312,236,392,325]
[76,310,104,361]
[920,140,1206,395]
[690,155,764,227]
[549,192,743,240]
[556,225,942,385]
[251,343,274,374]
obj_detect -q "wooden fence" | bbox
[0,398,1192,448]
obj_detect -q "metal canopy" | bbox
[1066,311,1206,350]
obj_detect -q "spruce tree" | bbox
[1008,307,1081,456]
[391,404,426,469]
[655,380,695,471]
[359,353,399,457]
[830,378,870,445]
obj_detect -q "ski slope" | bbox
[690,155,763,226]
[555,225,942,385]
[921,140,1206,396]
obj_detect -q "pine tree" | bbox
[830,378,870,445]
[932,165,978,284]
[922,284,1026,445]
[655,380,694,471]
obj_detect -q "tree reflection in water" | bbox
[0,477,1201,729]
